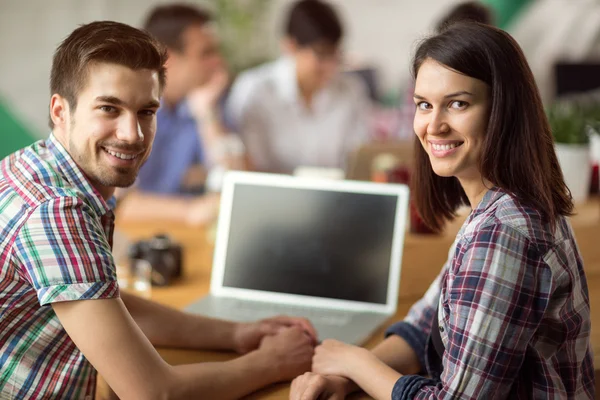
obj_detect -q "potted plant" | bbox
[547,103,592,203]
[213,0,273,76]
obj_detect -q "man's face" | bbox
[168,24,223,92]
[289,39,342,90]
[56,62,160,197]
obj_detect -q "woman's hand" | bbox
[312,339,403,400]
[312,339,372,379]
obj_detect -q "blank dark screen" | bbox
[221,184,398,304]
[555,63,600,97]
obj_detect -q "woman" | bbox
[226,0,370,174]
[290,23,595,400]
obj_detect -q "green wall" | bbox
[0,99,38,159]
[482,0,532,30]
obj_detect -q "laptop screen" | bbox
[221,183,399,304]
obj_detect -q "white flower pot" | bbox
[591,133,600,164]
[555,143,591,203]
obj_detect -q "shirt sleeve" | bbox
[13,196,119,306]
[392,223,553,400]
[227,75,276,172]
[341,77,371,169]
[226,71,255,132]
[385,265,445,372]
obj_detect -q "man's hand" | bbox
[256,327,315,382]
[233,315,318,354]
[290,372,351,400]
[184,193,220,227]
[187,67,229,121]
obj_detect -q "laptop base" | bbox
[186,294,391,345]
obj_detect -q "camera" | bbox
[128,234,183,286]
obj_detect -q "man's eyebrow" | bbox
[94,95,125,105]
[95,96,160,109]
[141,100,160,108]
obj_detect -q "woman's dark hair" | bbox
[411,22,573,232]
[285,0,343,47]
[436,1,494,33]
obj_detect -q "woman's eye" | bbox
[450,100,468,110]
[417,102,432,111]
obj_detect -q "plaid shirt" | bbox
[0,134,119,399]
[387,188,595,399]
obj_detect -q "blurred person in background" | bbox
[435,0,494,32]
[226,0,371,175]
[0,20,317,399]
[118,3,245,226]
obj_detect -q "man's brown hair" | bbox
[143,4,212,52]
[49,20,167,128]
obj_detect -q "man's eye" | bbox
[100,106,117,113]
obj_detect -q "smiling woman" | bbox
[290,22,595,400]
[413,63,491,194]
[411,22,572,233]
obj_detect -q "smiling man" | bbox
[0,21,316,399]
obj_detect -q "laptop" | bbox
[187,171,409,345]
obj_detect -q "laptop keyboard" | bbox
[217,300,353,327]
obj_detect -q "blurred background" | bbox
[1,0,600,202]
[2,0,599,142]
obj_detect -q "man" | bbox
[118,4,244,226]
[0,21,315,399]
[227,0,371,174]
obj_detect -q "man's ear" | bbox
[164,48,180,69]
[281,37,299,55]
[50,94,70,128]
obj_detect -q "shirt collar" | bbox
[471,186,504,216]
[46,133,115,216]
[274,57,299,103]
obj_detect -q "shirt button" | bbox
[439,326,444,333]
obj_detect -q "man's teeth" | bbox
[432,143,462,151]
[104,148,137,160]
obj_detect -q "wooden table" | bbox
[103,198,600,399]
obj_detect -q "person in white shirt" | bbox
[227,0,371,174]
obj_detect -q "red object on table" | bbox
[385,166,436,235]
[590,164,599,195]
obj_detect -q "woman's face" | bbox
[413,58,491,182]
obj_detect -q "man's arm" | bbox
[121,292,318,353]
[187,68,247,171]
[53,297,314,399]
[120,291,237,350]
